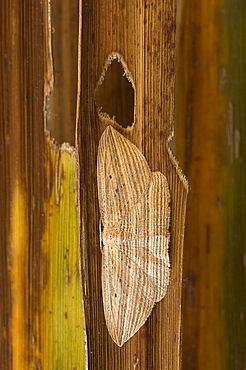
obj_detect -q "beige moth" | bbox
[97,125,171,347]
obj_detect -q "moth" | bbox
[97,125,171,347]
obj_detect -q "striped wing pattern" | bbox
[97,126,170,346]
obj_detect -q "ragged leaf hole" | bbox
[94,54,135,129]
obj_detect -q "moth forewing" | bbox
[97,125,151,227]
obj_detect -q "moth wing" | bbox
[118,171,171,302]
[102,243,157,347]
[97,126,151,229]
[102,172,171,346]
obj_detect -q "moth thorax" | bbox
[101,227,122,246]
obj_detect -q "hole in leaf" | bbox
[94,56,135,128]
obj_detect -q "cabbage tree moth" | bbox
[97,125,170,347]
